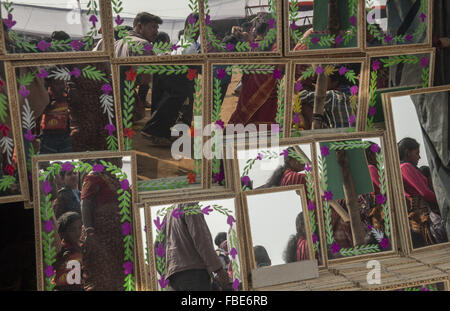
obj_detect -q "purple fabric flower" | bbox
[45,220,53,233]
[293,113,301,124]
[369,106,377,117]
[93,164,104,172]
[367,11,375,24]
[227,215,236,228]
[123,261,133,275]
[376,194,387,205]
[256,153,263,161]
[241,176,250,187]
[350,85,359,96]
[122,222,131,236]
[213,171,224,183]
[312,233,318,244]
[205,14,211,26]
[295,81,303,92]
[348,115,356,126]
[304,162,311,172]
[155,243,166,258]
[273,69,283,80]
[70,40,84,51]
[45,265,55,278]
[115,15,124,25]
[43,181,53,195]
[385,34,393,43]
[350,15,357,27]
[370,143,380,153]
[188,13,197,25]
[267,18,275,29]
[201,205,214,216]
[144,225,147,233]
[172,208,184,219]
[250,42,259,50]
[334,35,344,46]
[61,162,74,172]
[232,278,240,291]
[215,119,225,129]
[216,68,227,80]
[36,69,48,79]
[420,56,429,68]
[89,14,98,27]
[171,44,180,51]
[226,42,235,51]
[379,237,390,249]
[307,201,316,211]
[101,84,112,95]
[331,242,341,254]
[420,286,430,291]
[311,37,320,44]
[3,14,16,29]
[339,66,349,76]
[120,179,130,191]
[19,85,30,98]
[280,149,289,158]
[24,129,36,142]
[406,34,413,42]
[105,123,116,136]
[37,40,51,52]
[70,67,81,78]
[320,145,330,157]
[315,66,325,75]
[419,13,427,22]
[230,247,238,260]
[144,44,153,53]
[154,217,165,231]
[323,191,333,202]
[372,59,381,71]
[367,224,373,231]
[159,276,169,289]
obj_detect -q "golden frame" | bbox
[32,150,144,291]
[283,0,364,56]
[382,85,450,256]
[142,192,248,291]
[372,278,449,291]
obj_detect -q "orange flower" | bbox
[125,68,137,82]
[123,128,135,138]
[187,172,197,184]
[187,68,198,81]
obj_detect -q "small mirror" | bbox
[147,198,243,291]
[34,153,138,291]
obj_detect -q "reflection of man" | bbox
[114,12,162,57]
[159,204,231,291]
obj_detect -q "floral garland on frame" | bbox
[240,147,320,253]
[367,54,430,131]
[153,203,241,291]
[122,65,202,191]
[289,0,358,49]
[318,140,391,258]
[39,159,135,291]
[17,65,118,159]
[292,64,359,136]
[2,0,100,52]
[366,0,428,46]
[112,0,200,55]
[204,0,278,52]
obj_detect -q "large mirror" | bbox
[119,64,203,193]
[146,198,243,291]
[1,0,103,55]
[316,137,395,260]
[111,0,201,58]
[33,153,139,291]
[387,88,449,250]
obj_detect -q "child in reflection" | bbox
[398,137,448,247]
[54,212,83,291]
[53,169,81,220]
[283,212,309,263]
[254,245,271,268]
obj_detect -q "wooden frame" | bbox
[284,0,364,56]
[382,85,450,255]
[0,0,110,60]
[142,192,248,291]
[363,48,436,131]
[363,0,433,52]
[286,57,368,137]
[32,151,143,291]
[372,278,449,291]
[201,0,283,58]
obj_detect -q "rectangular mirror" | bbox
[33,152,140,291]
[316,136,395,261]
[1,0,104,56]
[119,63,203,194]
[145,197,244,291]
[384,87,449,251]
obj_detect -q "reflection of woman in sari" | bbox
[283,212,309,263]
[80,158,124,291]
[398,138,448,248]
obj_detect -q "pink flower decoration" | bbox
[61,161,74,172]
[101,84,112,95]
[280,149,289,158]
[159,276,169,289]
[213,171,224,183]
[293,113,301,124]
[36,69,48,79]
[370,143,380,153]
[172,208,184,219]
[348,115,356,126]
[3,14,16,29]
[24,129,36,142]
[45,265,55,278]
[406,34,413,42]
[226,42,235,51]
[227,215,236,228]
[70,67,81,78]
[93,164,104,172]
[45,220,53,233]
[367,12,375,24]
[290,22,297,31]
[115,15,124,25]
[320,145,330,157]
[205,15,211,26]
[331,242,341,254]
[89,15,98,27]
[267,18,275,29]
[419,13,427,22]
[250,42,259,50]
[379,237,390,249]
[369,106,377,117]
[144,44,153,53]
[155,243,165,258]
[171,44,180,51]
[339,66,349,76]
[229,247,238,260]
[312,233,318,243]
[123,261,133,275]
[334,35,344,46]
[322,190,333,201]
[105,123,116,136]
[215,119,225,129]
[385,34,393,43]
[201,205,214,216]
[70,40,84,51]
[304,162,311,172]
[307,201,316,211]
[232,278,241,291]
[154,217,165,231]
[420,56,429,68]
[295,81,303,92]
[315,66,325,75]
[376,194,387,205]
[256,153,263,160]
[372,59,381,71]
[19,86,30,98]
[350,85,359,96]
[216,68,227,80]
[273,69,283,80]
[37,40,51,52]
[120,179,130,190]
[349,15,357,26]
[241,176,250,187]
[311,37,320,44]
[188,14,197,25]
[122,222,131,236]
[43,181,53,195]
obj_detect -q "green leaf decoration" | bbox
[328,141,371,151]
[0,175,16,191]
[138,179,189,192]
[82,65,109,83]
[380,55,419,67]
[17,72,36,87]
[275,79,285,137]
[0,93,8,123]
[339,244,380,256]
